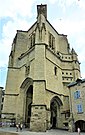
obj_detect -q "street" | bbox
[0,127,85,135]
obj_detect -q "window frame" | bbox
[77,104,83,113]
[48,32,55,50]
[74,90,80,99]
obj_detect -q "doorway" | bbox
[50,96,63,129]
[75,120,85,132]
[50,100,57,128]
[25,85,33,128]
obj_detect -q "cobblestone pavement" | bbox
[0,127,85,135]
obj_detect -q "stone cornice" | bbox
[4,94,19,96]
[18,46,35,60]
[46,88,68,97]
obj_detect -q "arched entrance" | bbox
[75,120,85,132]
[50,96,63,129]
[20,77,33,128]
[25,85,33,128]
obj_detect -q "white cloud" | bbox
[0,0,36,18]
[0,38,11,67]
[52,17,85,35]
[48,0,85,12]
[75,36,85,62]
[77,0,85,9]
[48,0,77,7]
[48,0,57,4]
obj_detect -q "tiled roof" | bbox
[67,78,85,87]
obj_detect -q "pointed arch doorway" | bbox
[25,85,33,128]
[20,77,33,128]
[50,96,63,129]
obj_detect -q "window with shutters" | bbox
[74,90,80,99]
[77,104,83,113]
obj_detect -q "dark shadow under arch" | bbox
[75,120,85,132]
[50,96,63,129]
[50,96,63,106]
[25,85,33,128]
[20,78,33,128]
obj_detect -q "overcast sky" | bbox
[0,0,85,88]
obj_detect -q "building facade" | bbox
[0,87,4,118]
[2,4,81,131]
[68,79,85,132]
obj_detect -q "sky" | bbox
[0,0,85,88]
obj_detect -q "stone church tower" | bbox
[2,4,81,131]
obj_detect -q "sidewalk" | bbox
[0,127,85,135]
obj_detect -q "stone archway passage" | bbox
[25,85,33,128]
[50,96,63,129]
[20,77,33,128]
[50,101,57,128]
[20,77,33,89]
[75,120,85,132]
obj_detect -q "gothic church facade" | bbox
[2,4,80,131]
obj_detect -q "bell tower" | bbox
[30,4,47,132]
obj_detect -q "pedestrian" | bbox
[77,127,80,135]
[16,124,19,132]
[20,123,23,131]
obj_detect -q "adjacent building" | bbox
[2,4,81,131]
[68,78,85,132]
[0,87,5,118]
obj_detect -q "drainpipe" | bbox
[68,87,74,132]
[69,87,72,113]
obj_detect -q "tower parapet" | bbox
[37,4,47,19]
[71,48,80,80]
[35,4,47,43]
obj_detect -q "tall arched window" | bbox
[54,66,57,76]
[48,32,55,50]
[29,32,35,48]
